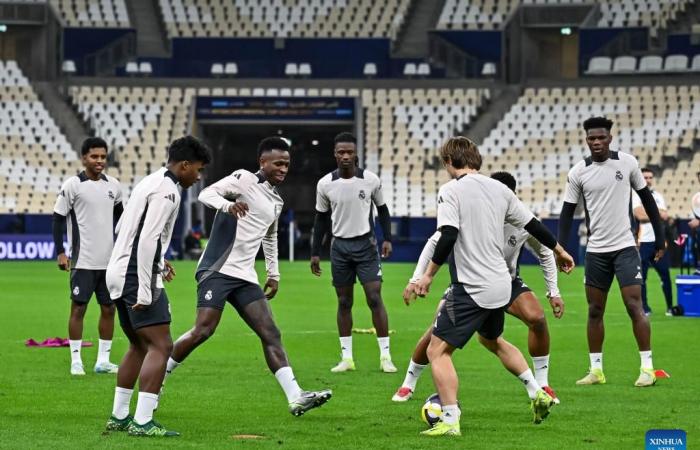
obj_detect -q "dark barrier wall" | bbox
[578,27,648,72]
[63,27,134,74]
[431,30,502,62]
[667,34,700,57]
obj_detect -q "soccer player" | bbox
[105,136,210,437]
[633,168,673,315]
[558,117,665,387]
[411,137,574,436]
[310,132,396,373]
[393,171,565,404]
[163,137,332,417]
[52,137,123,376]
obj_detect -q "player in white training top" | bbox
[163,137,331,417]
[392,172,565,405]
[52,137,123,376]
[105,136,210,437]
[409,137,574,436]
[558,117,665,388]
[310,132,396,373]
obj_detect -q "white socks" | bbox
[377,337,391,359]
[112,387,133,420]
[589,352,603,371]
[69,340,82,364]
[518,369,541,400]
[163,357,181,384]
[401,359,427,390]
[134,392,159,425]
[531,355,550,387]
[97,339,112,365]
[441,404,461,425]
[274,366,303,403]
[640,350,653,370]
[339,336,353,360]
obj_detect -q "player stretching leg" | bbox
[52,138,124,376]
[410,137,574,436]
[558,117,665,387]
[163,137,331,416]
[393,172,564,404]
[105,136,211,437]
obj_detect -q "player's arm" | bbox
[633,195,668,222]
[557,167,582,252]
[52,178,74,271]
[262,219,280,299]
[635,187,665,254]
[372,177,393,258]
[198,171,250,217]
[113,202,124,224]
[134,193,176,307]
[403,231,440,305]
[310,179,331,276]
[526,237,564,318]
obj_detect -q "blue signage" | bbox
[0,234,65,261]
[196,96,355,122]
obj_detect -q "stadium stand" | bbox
[438,0,693,34]
[480,85,700,217]
[49,0,130,28]
[158,0,410,38]
[0,60,76,214]
[363,88,490,216]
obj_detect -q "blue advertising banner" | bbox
[0,234,64,261]
[195,96,355,122]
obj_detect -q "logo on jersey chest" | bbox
[615,170,623,181]
[358,190,366,200]
[508,235,517,247]
[107,190,115,200]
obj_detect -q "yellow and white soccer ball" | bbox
[420,393,442,427]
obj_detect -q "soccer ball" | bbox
[420,393,442,427]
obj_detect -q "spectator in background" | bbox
[578,221,588,266]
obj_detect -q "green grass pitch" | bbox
[1,260,698,449]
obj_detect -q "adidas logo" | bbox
[164,193,176,203]
[635,272,642,279]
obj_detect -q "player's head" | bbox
[167,135,212,189]
[439,136,481,177]
[641,167,655,188]
[258,136,291,186]
[333,132,357,170]
[491,171,516,192]
[80,137,108,175]
[583,116,613,157]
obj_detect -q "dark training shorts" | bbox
[330,234,383,287]
[115,275,171,330]
[585,246,643,292]
[70,269,112,305]
[196,270,266,311]
[508,276,532,305]
[432,284,508,349]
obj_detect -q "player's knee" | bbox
[192,324,216,344]
[261,325,282,346]
[366,291,383,310]
[478,335,498,353]
[588,303,605,320]
[71,303,87,317]
[528,315,547,334]
[101,304,116,317]
[338,296,353,311]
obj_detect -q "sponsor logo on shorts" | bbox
[615,170,623,181]
[635,272,642,279]
[204,290,213,301]
[73,286,80,296]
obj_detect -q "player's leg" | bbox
[392,298,445,401]
[67,269,92,375]
[94,271,118,373]
[639,242,654,314]
[424,335,461,435]
[331,239,357,371]
[507,289,557,402]
[361,280,395,372]
[577,251,614,385]
[237,297,332,416]
[652,251,674,313]
[614,246,655,386]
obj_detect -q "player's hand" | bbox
[414,274,433,297]
[264,278,279,300]
[553,245,575,274]
[689,218,700,229]
[227,201,249,218]
[403,282,418,306]
[549,296,565,319]
[162,259,176,282]
[57,253,70,271]
[653,247,666,262]
[131,303,147,311]
[310,256,322,276]
[381,241,393,259]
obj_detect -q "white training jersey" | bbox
[315,168,385,238]
[632,189,667,243]
[53,171,122,269]
[410,225,559,298]
[197,169,282,285]
[436,173,534,308]
[564,151,645,253]
[106,168,180,305]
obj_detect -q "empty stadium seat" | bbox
[586,57,612,75]
[139,62,153,76]
[62,60,77,75]
[481,62,497,77]
[50,0,130,28]
[417,63,431,77]
[363,62,378,77]
[403,63,417,77]
[285,63,298,77]
[612,56,636,73]
[224,62,238,76]
[664,54,688,72]
[125,62,139,75]
[211,63,224,77]
[298,63,312,77]
[692,55,700,72]
[638,55,663,73]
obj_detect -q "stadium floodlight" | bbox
[0,24,7,32]
[560,27,572,36]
